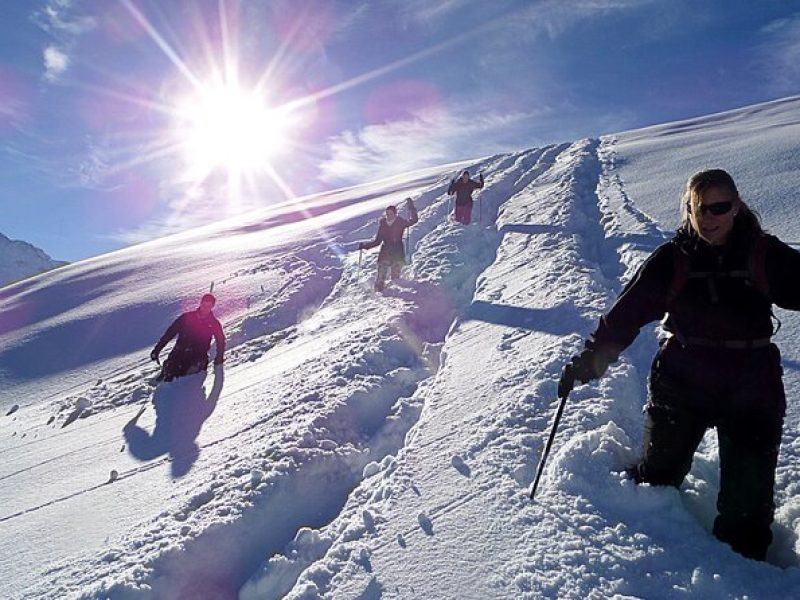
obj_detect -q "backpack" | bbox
[665,234,780,345]
[666,234,770,306]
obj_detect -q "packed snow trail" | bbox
[242,139,637,597]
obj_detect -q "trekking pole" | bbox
[406,227,411,264]
[479,196,482,224]
[529,379,571,500]
[357,249,363,275]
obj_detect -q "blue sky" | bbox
[1,0,798,262]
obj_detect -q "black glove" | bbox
[358,242,365,250]
[150,348,160,363]
[558,348,613,397]
[214,356,224,366]
[558,363,575,399]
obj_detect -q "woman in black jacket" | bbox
[359,198,418,292]
[560,168,800,560]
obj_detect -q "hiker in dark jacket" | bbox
[447,170,484,225]
[559,169,800,561]
[151,293,225,382]
[359,198,418,291]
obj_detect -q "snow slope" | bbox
[2,96,800,599]
[0,232,66,288]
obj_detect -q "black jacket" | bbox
[154,309,225,361]
[448,175,484,206]
[361,205,419,264]
[589,225,800,357]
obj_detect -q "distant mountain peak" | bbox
[0,233,66,287]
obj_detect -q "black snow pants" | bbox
[160,347,209,382]
[635,339,785,561]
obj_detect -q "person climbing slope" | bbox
[447,170,484,225]
[150,293,225,382]
[358,198,418,292]
[558,168,800,561]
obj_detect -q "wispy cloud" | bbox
[756,14,800,95]
[35,0,97,36]
[395,0,651,36]
[319,103,545,184]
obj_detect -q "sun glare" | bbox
[175,84,291,179]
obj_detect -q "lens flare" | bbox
[173,83,294,181]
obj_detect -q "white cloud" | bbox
[43,46,70,82]
[319,104,541,185]
[757,14,800,95]
[33,1,96,83]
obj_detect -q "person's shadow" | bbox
[124,365,225,478]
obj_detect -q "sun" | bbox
[173,83,291,181]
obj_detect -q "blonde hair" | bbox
[679,169,763,235]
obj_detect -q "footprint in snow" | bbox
[417,512,434,536]
[363,510,376,533]
[5,404,19,417]
[451,455,471,477]
[62,398,93,428]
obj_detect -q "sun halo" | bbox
[174,83,292,181]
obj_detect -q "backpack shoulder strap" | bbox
[666,243,689,306]
[748,234,770,299]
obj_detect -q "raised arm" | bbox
[405,198,418,227]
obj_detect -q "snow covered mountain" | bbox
[0,233,66,288]
[2,95,800,599]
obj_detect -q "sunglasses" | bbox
[687,200,734,217]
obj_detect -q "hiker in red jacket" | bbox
[359,198,418,292]
[447,170,484,224]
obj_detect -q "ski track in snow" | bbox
[4,98,800,599]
